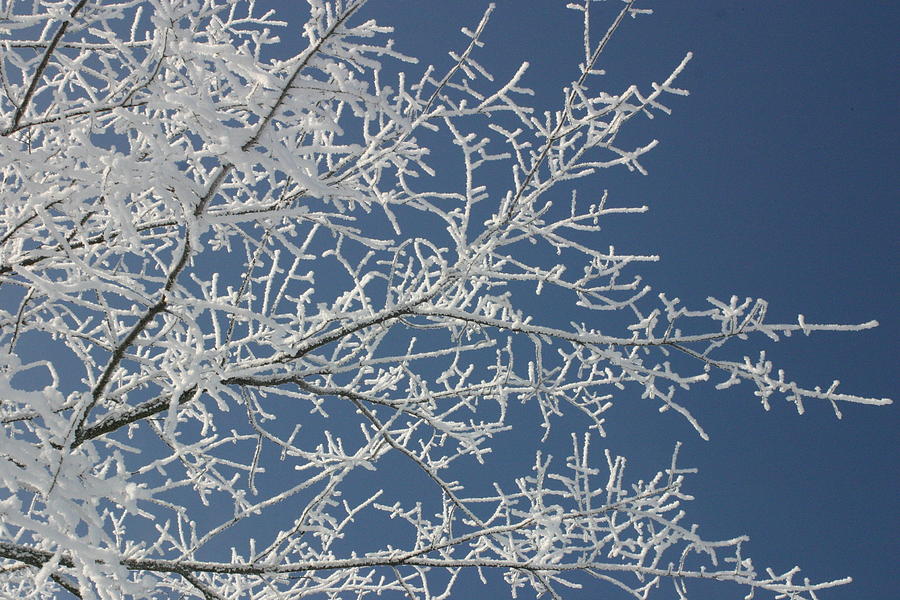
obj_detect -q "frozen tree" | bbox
[0,1,891,598]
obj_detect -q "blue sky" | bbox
[5,1,893,598]
[337,1,898,598]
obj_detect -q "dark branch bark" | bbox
[1,0,90,136]
[72,387,198,448]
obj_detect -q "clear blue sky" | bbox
[11,1,891,598]
[332,1,897,598]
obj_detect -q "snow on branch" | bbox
[0,1,888,598]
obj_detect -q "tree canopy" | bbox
[0,1,891,599]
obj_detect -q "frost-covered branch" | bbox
[0,1,888,598]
